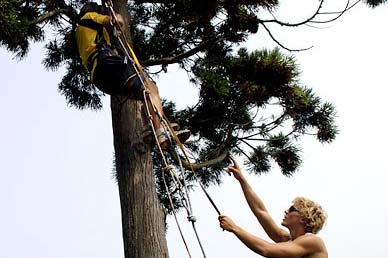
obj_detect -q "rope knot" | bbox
[162,165,174,172]
[187,215,197,223]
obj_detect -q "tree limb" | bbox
[310,0,359,24]
[260,22,313,51]
[30,7,77,25]
[142,38,223,66]
[169,126,235,171]
[260,0,362,27]
[259,0,324,27]
[236,145,257,164]
[169,145,230,171]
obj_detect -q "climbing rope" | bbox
[104,2,222,257]
[143,89,208,258]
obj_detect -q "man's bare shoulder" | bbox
[294,234,328,258]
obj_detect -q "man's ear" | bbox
[300,217,308,226]
[300,218,313,233]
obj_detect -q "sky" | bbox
[0,1,387,258]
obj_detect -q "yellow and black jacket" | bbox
[75,12,139,95]
[75,12,112,77]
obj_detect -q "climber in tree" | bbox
[75,2,190,146]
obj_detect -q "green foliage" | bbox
[364,0,388,7]
[153,44,338,212]
[43,26,103,110]
[177,47,337,180]
[8,0,388,213]
[0,0,44,58]
[244,146,271,174]
[129,0,276,63]
[266,134,301,176]
[0,0,95,108]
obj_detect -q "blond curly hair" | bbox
[293,197,327,234]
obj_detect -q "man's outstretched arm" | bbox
[219,215,319,258]
[227,157,289,242]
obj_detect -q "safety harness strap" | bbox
[77,19,105,43]
[77,18,112,72]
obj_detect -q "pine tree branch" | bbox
[310,0,359,24]
[240,139,258,150]
[259,0,324,27]
[259,0,361,27]
[260,22,313,51]
[236,145,257,164]
[169,146,230,171]
[142,38,223,66]
[30,7,77,25]
[239,113,287,140]
[169,127,234,171]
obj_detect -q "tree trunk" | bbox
[111,96,169,258]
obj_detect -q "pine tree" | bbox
[1,0,385,257]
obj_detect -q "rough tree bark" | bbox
[111,95,169,258]
[105,0,170,257]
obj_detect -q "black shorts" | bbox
[92,48,141,95]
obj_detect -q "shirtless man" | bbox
[218,157,328,258]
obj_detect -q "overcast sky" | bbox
[0,1,387,258]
